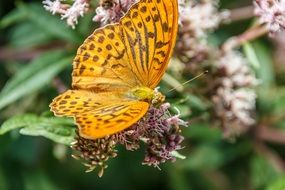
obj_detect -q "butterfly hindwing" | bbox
[76,101,149,139]
[50,90,149,139]
[50,90,125,116]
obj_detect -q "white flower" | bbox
[218,88,256,125]
[212,50,258,137]
[43,0,65,15]
[120,0,138,11]
[176,0,229,63]
[214,87,256,127]
[61,0,89,29]
[43,0,89,28]
[166,115,188,127]
[93,6,120,25]
[179,0,229,38]
[216,51,258,88]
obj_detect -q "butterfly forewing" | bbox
[121,0,178,88]
[72,0,178,90]
[149,0,178,87]
[72,24,142,91]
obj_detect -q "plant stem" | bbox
[256,126,285,145]
[222,24,268,51]
[254,141,285,173]
[228,6,254,22]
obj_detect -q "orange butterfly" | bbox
[50,0,178,139]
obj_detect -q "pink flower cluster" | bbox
[42,0,137,28]
[115,103,187,168]
[254,0,285,34]
[212,51,258,137]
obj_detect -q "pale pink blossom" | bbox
[179,0,229,38]
[216,51,258,88]
[254,0,285,34]
[43,0,65,14]
[61,0,89,29]
[212,51,258,137]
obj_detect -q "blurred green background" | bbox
[1,0,285,190]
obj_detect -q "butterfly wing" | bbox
[51,0,178,139]
[120,0,178,88]
[50,90,126,116]
[72,0,178,91]
[50,90,149,139]
[73,23,142,91]
[76,101,149,139]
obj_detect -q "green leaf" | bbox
[18,3,81,43]
[19,125,75,145]
[0,51,72,110]
[163,72,184,92]
[251,154,279,189]
[1,50,64,95]
[23,170,60,190]
[243,42,260,69]
[187,94,208,111]
[167,165,193,190]
[0,114,39,135]
[170,151,186,159]
[256,87,285,116]
[266,175,285,190]
[266,88,285,117]
[252,41,275,88]
[184,123,222,142]
[0,8,27,28]
[9,22,51,48]
[0,114,75,145]
[180,145,224,170]
[0,167,7,190]
[77,12,96,36]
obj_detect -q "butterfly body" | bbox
[50,0,178,139]
[129,86,154,101]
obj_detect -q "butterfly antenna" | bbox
[168,70,208,93]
